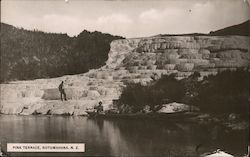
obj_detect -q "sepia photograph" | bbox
[0,0,249,156]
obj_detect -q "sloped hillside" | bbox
[210,20,250,36]
[0,23,123,82]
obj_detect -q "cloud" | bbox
[26,13,134,37]
[44,2,249,38]
[39,14,84,36]
[93,14,134,36]
[97,14,133,25]
[139,9,161,21]
[136,1,249,36]
[137,7,193,36]
[2,0,249,38]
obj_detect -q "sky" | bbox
[1,0,250,38]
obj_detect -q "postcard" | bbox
[0,0,249,156]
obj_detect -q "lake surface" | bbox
[0,115,248,157]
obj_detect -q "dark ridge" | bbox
[157,20,250,37]
[209,20,250,36]
[155,33,208,37]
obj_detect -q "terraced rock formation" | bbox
[1,35,249,115]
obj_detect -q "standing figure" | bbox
[59,81,67,101]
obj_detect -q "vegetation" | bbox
[0,23,123,82]
[118,69,249,114]
[118,74,186,113]
[194,69,249,114]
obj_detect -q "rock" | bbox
[106,39,141,69]
[176,63,194,71]
[42,88,61,100]
[225,121,248,130]
[163,64,176,70]
[178,49,199,55]
[196,114,210,119]
[143,105,151,113]
[87,90,100,99]
[127,66,139,73]
[162,51,179,60]
[199,49,210,55]
[73,108,88,116]
[35,103,54,115]
[50,104,75,115]
[180,53,202,59]
[147,65,157,70]
[157,102,190,113]
[228,113,239,121]
[138,66,147,70]
[1,105,24,114]
[19,102,45,115]
[200,149,234,157]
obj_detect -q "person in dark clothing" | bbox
[94,101,103,113]
[59,81,67,101]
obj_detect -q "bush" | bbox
[194,69,249,114]
[118,69,249,114]
[118,74,186,113]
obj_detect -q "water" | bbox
[0,115,248,156]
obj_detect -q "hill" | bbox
[210,20,250,36]
[0,23,123,82]
[158,20,250,37]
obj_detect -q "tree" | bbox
[194,69,249,114]
[118,74,186,113]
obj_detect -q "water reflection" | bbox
[0,115,247,156]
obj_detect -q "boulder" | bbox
[87,90,100,99]
[228,113,239,121]
[180,53,202,59]
[73,109,88,116]
[216,50,242,60]
[127,66,139,73]
[147,65,157,70]
[201,149,234,157]
[199,49,210,55]
[35,103,54,115]
[157,102,190,113]
[162,51,179,60]
[19,102,45,115]
[178,49,199,55]
[42,88,62,100]
[50,104,75,115]
[138,66,148,70]
[199,49,211,59]
[1,104,24,114]
[163,64,176,70]
[176,63,194,71]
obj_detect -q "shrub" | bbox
[194,69,249,114]
[118,69,249,114]
[118,74,186,113]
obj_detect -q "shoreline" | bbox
[0,112,248,131]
